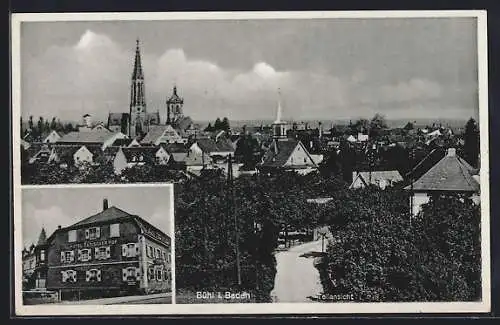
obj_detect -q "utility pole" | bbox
[228,154,241,286]
[409,148,416,223]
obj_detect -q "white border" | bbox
[12,10,490,315]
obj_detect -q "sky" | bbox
[20,17,480,123]
[21,186,173,248]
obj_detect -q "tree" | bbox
[204,123,214,132]
[464,118,479,168]
[316,189,481,302]
[28,115,34,131]
[352,119,369,134]
[37,117,44,139]
[221,117,230,131]
[369,113,388,138]
[214,118,222,130]
[50,117,57,130]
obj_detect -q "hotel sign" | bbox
[68,239,118,250]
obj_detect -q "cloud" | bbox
[379,78,442,103]
[22,29,466,123]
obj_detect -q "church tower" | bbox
[166,85,184,125]
[129,39,147,137]
[272,89,288,140]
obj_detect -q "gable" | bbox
[284,142,316,167]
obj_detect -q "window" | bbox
[139,155,144,161]
[156,267,163,281]
[164,268,169,281]
[68,230,77,243]
[86,269,101,282]
[40,250,45,262]
[122,243,138,258]
[95,246,110,260]
[61,270,77,283]
[110,224,120,238]
[78,249,92,262]
[122,267,139,281]
[60,250,75,263]
[147,245,153,258]
[85,227,100,240]
[148,266,154,280]
[155,248,160,259]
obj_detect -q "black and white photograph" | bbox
[12,11,490,314]
[18,184,174,307]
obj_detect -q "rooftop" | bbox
[406,148,479,192]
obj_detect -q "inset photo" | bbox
[18,184,174,306]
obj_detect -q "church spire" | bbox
[132,39,144,80]
[272,88,287,140]
[129,38,147,137]
[275,88,282,123]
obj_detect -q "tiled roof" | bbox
[195,138,235,153]
[352,170,403,187]
[260,139,301,168]
[71,206,134,228]
[160,142,188,153]
[111,138,134,147]
[57,131,117,144]
[141,125,180,144]
[405,148,479,192]
[216,138,236,152]
[175,116,193,131]
[120,147,159,163]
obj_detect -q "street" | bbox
[52,292,172,305]
[270,240,325,303]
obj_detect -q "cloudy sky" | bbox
[20,17,479,123]
[21,186,173,248]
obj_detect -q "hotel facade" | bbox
[23,198,171,299]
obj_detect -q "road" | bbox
[53,292,172,305]
[270,240,324,303]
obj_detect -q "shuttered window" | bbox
[78,249,92,262]
[95,246,111,260]
[121,243,138,258]
[68,230,77,243]
[86,269,101,282]
[61,270,77,283]
[110,224,120,238]
[60,250,75,263]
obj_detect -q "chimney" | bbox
[447,148,456,157]
[57,225,61,229]
[103,198,109,211]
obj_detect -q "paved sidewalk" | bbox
[53,292,171,305]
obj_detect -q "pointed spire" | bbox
[132,38,144,80]
[37,228,47,246]
[275,88,282,123]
